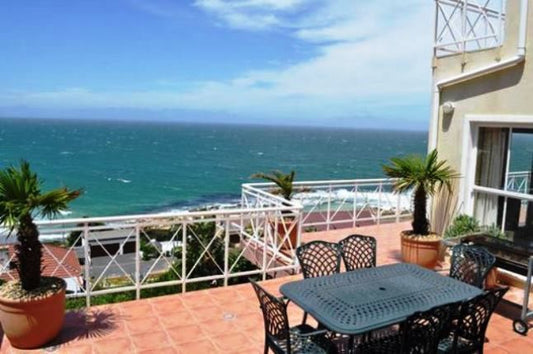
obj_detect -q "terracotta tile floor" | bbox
[1,222,532,353]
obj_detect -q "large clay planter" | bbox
[401,231,441,269]
[485,268,499,289]
[275,218,299,250]
[0,279,66,349]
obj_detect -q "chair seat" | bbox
[438,335,475,353]
[272,324,330,354]
[354,333,400,354]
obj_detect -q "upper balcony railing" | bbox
[435,0,506,57]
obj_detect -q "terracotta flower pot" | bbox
[485,268,499,289]
[274,218,299,250]
[400,231,442,269]
[0,278,66,349]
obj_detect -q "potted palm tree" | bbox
[383,150,457,269]
[251,170,298,249]
[0,161,80,349]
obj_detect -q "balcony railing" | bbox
[243,178,413,231]
[506,171,531,194]
[0,177,414,307]
[435,0,506,56]
[0,205,301,307]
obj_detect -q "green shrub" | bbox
[485,224,507,239]
[444,214,480,239]
[141,242,159,260]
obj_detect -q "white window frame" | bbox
[460,115,533,221]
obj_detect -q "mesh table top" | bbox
[280,263,482,335]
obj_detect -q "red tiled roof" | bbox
[0,244,82,281]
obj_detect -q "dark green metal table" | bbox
[280,263,482,335]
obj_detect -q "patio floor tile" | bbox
[167,324,206,345]
[211,332,254,352]
[198,320,238,336]
[175,338,219,353]
[136,346,180,354]
[159,310,196,328]
[93,337,133,353]
[125,316,163,335]
[130,331,171,351]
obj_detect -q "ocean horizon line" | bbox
[0,116,429,133]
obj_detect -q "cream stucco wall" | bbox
[430,0,533,227]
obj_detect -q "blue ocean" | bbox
[0,118,528,218]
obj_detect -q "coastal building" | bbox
[81,229,136,258]
[430,0,533,243]
[0,244,82,293]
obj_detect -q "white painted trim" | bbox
[473,185,533,202]
[460,114,533,215]
[518,0,530,56]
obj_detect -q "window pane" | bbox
[507,129,533,193]
[474,128,533,241]
[475,127,509,189]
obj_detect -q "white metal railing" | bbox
[0,177,414,307]
[243,178,413,232]
[506,171,531,194]
[435,0,506,56]
[0,206,301,307]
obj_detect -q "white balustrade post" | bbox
[353,183,358,228]
[182,222,187,293]
[326,185,332,231]
[462,0,468,52]
[83,223,91,308]
[396,185,401,223]
[262,211,268,281]
[224,220,230,287]
[377,183,382,225]
[135,225,141,300]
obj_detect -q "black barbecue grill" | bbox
[445,234,532,335]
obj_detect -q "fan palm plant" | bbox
[383,150,458,236]
[251,170,296,201]
[0,161,80,291]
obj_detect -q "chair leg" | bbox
[302,311,308,324]
[348,335,355,354]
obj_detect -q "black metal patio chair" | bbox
[354,302,458,354]
[338,234,377,271]
[438,286,508,354]
[296,240,341,324]
[449,244,496,289]
[296,240,342,279]
[250,280,334,354]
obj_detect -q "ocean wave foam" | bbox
[293,189,412,211]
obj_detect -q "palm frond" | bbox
[251,170,296,200]
[383,150,458,235]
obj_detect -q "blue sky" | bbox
[0,0,434,129]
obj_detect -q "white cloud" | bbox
[1,0,435,126]
[192,0,304,30]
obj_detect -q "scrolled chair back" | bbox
[339,234,377,271]
[449,243,496,289]
[296,240,341,279]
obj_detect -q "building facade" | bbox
[430,0,533,242]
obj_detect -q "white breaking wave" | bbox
[292,189,412,212]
